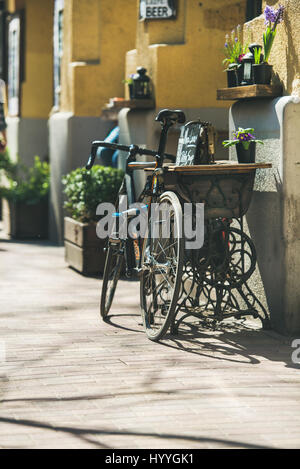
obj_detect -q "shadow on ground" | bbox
[105,313,300,370]
[0,415,273,449]
[164,320,300,369]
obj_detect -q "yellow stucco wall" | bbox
[125,0,248,109]
[7,0,299,120]
[22,0,54,118]
[60,0,137,116]
[244,0,300,97]
[7,0,53,119]
[7,0,25,11]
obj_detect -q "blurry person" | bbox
[0,78,7,152]
[96,126,120,168]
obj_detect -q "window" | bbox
[53,0,64,108]
[7,13,22,116]
[246,0,262,21]
[0,1,6,80]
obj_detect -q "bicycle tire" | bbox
[100,242,124,320]
[140,191,184,341]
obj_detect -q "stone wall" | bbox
[230,96,300,335]
[244,0,300,98]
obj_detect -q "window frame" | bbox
[0,2,7,81]
[7,10,25,117]
[246,0,262,22]
[53,0,64,109]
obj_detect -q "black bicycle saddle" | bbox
[155,109,186,125]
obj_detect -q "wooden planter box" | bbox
[64,217,106,275]
[2,198,48,239]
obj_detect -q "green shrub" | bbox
[0,155,50,204]
[62,165,124,223]
[0,148,17,179]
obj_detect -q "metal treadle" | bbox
[171,218,270,334]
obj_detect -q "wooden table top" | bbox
[142,161,272,175]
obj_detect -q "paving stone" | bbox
[0,231,300,449]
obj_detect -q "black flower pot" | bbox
[227,69,237,88]
[128,83,134,99]
[227,65,243,88]
[236,141,256,164]
[253,63,273,85]
[237,65,244,86]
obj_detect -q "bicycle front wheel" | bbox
[100,241,124,320]
[140,191,184,341]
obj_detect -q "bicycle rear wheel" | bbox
[140,191,184,341]
[100,241,124,320]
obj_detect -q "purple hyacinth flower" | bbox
[264,4,285,26]
[264,5,276,24]
[275,4,285,24]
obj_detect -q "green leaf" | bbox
[0,155,50,203]
[62,165,124,223]
[222,140,238,148]
[242,141,250,150]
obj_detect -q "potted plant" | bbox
[222,127,263,163]
[0,147,15,219]
[0,155,50,238]
[222,25,248,87]
[226,63,241,88]
[62,165,123,275]
[252,4,285,85]
[123,74,135,99]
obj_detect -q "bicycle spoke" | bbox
[140,192,184,341]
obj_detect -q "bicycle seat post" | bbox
[156,120,173,168]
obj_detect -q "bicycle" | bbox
[86,109,186,341]
[86,109,270,341]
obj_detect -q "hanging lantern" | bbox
[132,67,151,99]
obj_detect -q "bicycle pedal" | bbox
[108,237,121,244]
[133,268,144,278]
[126,268,140,278]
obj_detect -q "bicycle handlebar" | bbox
[86,140,176,170]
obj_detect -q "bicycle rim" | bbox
[100,242,124,320]
[140,192,184,341]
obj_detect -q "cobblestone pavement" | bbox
[0,233,300,449]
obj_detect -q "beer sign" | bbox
[139,0,176,20]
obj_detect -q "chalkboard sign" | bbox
[176,120,215,166]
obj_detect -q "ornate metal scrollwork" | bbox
[172,218,270,334]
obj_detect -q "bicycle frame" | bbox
[86,110,186,277]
